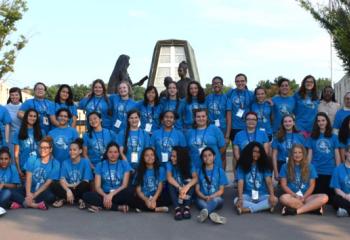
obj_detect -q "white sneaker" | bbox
[209,212,227,224]
[336,208,349,217]
[0,207,6,216]
[197,209,209,223]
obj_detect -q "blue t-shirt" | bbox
[183,98,206,128]
[0,164,20,184]
[95,160,132,193]
[306,133,340,175]
[20,98,54,134]
[109,94,137,134]
[236,165,272,196]
[186,125,225,169]
[159,98,185,130]
[117,129,150,170]
[12,128,45,170]
[330,163,350,194]
[197,167,228,196]
[150,128,187,164]
[227,88,254,130]
[48,102,78,127]
[139,167,166,198]
[205,93,229,132]
[60,158,93,184]
[271,95,295,133]
[82,129,118,166]
[279,163,318,194]
[333,109,350,130]
[233,129,269,151]
[166,161,196,186]
[78,96,113,128]
[136,101,162,133]
[0,105,11,147]
[25,156,60,192]
[251,101,272,136]
[293,92,319,132]
[48,127,79,163]
[271,132,305,162]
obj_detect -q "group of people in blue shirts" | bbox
[0,70,350,224]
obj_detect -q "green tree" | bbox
[316,77,332,95]
[132,86,145,101]
[71,84,90,102]
[297,0,350,73]
[0,0,27,79]
[46,84,59,101]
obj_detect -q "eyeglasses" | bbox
[40,146,51,150]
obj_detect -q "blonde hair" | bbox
[287,144,309,183]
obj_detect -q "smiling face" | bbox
[9,91,21,104]
[69,143,81,160]
[235,75,247,90]
[118,82,129,98]
[93,82,104,96]
[255,88,266,102]
[34,84,46,99]
[292,146,304,164]
[252,146,261,162]
[88,113,102,129]
[195,110,208,128]
[59,87,70,102]
[167,82,177,97]
[144,149,155,167]
[246,113,258,130]
[0,152,10,169]
[162,112,175,128]
[279,81,290,96]
[212,78,223,94]
[202,149,214,167]
[57,111,69,126]
[189,83,199,97]
[317,115,328,131]
[283,116,295,131]
[39,142,52,158]
[128,112,140,129]
[27,111,38,126]
[146,88,156,103]
[107,145,120,163]
[170,150,177,165]
[304,77,315,91]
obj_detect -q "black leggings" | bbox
[333,194,350,213]
[314,174,334,204]
[51,181,90,202]
[130,192,171,211]
[82,187,134,211]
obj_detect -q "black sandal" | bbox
[174,208,182,221]
[182,206,191,219]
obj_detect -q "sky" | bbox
[4,0,347,90]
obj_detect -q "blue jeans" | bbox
[196,197,224,214]
[168,184,194,208]
[240,194,271,213]
[0,189,12,208]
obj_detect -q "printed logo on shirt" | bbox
[55,135,68,150]
[93,139,106,155]
[304,98,315,109]
[316,139,331,154]
[128,136,141,152]
[201,178,217,195]
[161,137,174,153]
[208,101,221,115]
[103,170,120,187]
[248,172,261,189]
[87,102,101,113]
[279,104,290,116]
[144,175,157,194]
[33,167,46,189]
[68,170,81,185]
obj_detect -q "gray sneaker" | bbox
[209,212,227,224]
[336,208,349,217]
[197,209,209,223]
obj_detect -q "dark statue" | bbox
[176,60,192,99]
[107,54,148,94]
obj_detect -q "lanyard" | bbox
[161,128,174,152]
[107,161,120,189]
[295,168,303,190]
[251,166,259,190]
[211,94,222,119]
[285,133,295,151]
[93,97,102,111]
[195,127,208,148]
[237,90,247,109]
[205,167,216,194]
[245,129,257,142]
[93,130,105,157]
[146,105,154,122]
[28,132,36,152]
[33,99,48,114]
[116,99,129,117]
[258,102,266,121]
[129,129,141,152]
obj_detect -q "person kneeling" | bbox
[279,144,328,216]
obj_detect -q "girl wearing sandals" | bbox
[0,147,21,212]
[279,144,328,215]
[51,139,92,208]
[133,148,170,213]
[196,147,228,224]
[12,136,60,210]
[83,142,134,213]
[234,142,278,215]
[167,146,197,220]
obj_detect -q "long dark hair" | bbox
[311,112,333,139]
[87,111,102,138]
[85,79,112,116]
[186,81,205,104]
[171,146,191,180]
[199,147,216,185]
[135,148,160,186]
[143,86,159,106]
[55,84,74,106]
[19,109,42,141]
[236,142,272,173]
[123,109,141,155]
[298,75,318,100]
[338,115,350,144]
[7,87,23,104]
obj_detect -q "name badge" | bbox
[236,109,244,118]
[43,116,49,126]
[114,120,122,128]
[161,152,168,162]
[215,119,220,127]
[145,123,152,133]
[286,157,289,163]
[296,190,303,197]
[259,128,265,131]
[131,152,138,163]
[252,189,259,201]
[29,151,37,157]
